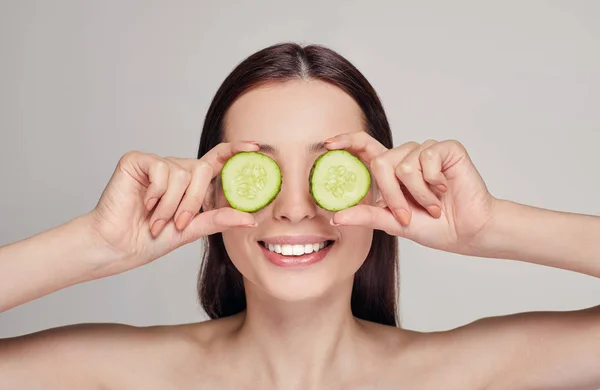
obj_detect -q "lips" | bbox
[258,236,335,268]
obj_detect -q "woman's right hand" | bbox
[86,142,259,276]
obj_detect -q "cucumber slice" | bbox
[309,150,371,211]
[221,152,282,212]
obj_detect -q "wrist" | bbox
[77,212,129,279]
[464,199,600,278]
[465,198,521,260]
[0,213,127,311]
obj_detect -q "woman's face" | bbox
[217,80,375,302]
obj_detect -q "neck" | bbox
[235,278,361,388]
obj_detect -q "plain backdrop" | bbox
[1,0,599,338]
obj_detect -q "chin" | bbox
[252,271,343,303]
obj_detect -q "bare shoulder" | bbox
[379,305,600,389]
[0,317,235,390]
[447,305,600,389]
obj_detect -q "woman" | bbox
[1,42,599,389]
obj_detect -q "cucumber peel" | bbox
[309,150,371,211]
[221,151,282,212]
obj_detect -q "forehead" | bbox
[223,79,364,144]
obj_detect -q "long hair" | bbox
[197,43,399,326]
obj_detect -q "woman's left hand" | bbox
[325,133,497,255]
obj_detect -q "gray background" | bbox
[1,0,599,338]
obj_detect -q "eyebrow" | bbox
[258,141,326,154]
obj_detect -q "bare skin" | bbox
[1,80,600,389]
[3,307,599,389]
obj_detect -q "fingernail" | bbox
[151,219,166,237]
[394,208,411,226]
[426,205,442,218]
[435,184,447,192]
[176,211,192,230]
[146,197,158,210]
[243,141,260,146]
[241,221,258,227]
[329,218,340,226]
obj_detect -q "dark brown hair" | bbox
[196,42,399,326]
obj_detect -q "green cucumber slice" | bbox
[309,150,371,211]
[221,151,282,212]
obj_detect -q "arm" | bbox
[0,224,129,389]
[472,199,600,278]
[468,200,600,389]
[0,213,119,313]
[457,306,600,390]
[323,135,600,388]
[0,149,246,388]
[0,323,166,389]
[0,145,258,314]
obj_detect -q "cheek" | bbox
[213,180,229,208]
[337,225,373,268]
[216,193,228,209]
[221,229,252,272]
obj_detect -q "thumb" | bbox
[331,205,405,237]
[180,208,257,244]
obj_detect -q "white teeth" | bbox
[264,241,330,256]
[292,245,304,255]
[282,245,293,256]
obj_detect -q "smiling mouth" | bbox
[258,240,334,256]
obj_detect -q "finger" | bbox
[165,141,259,175]
[323,132,388,164]
[395,140,443,218]
[172,160,213,230]
[331,205,404,237]
[117,152,170,210]
[375,192,388,208]
[419,144,448,193]
[180,207,257,244]
[369,142,419,225]
[162,141,259,231]
[149,160,192,237]
[139,154,170,211]
[420,139,470,180]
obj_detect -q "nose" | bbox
[272,169,317,223]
